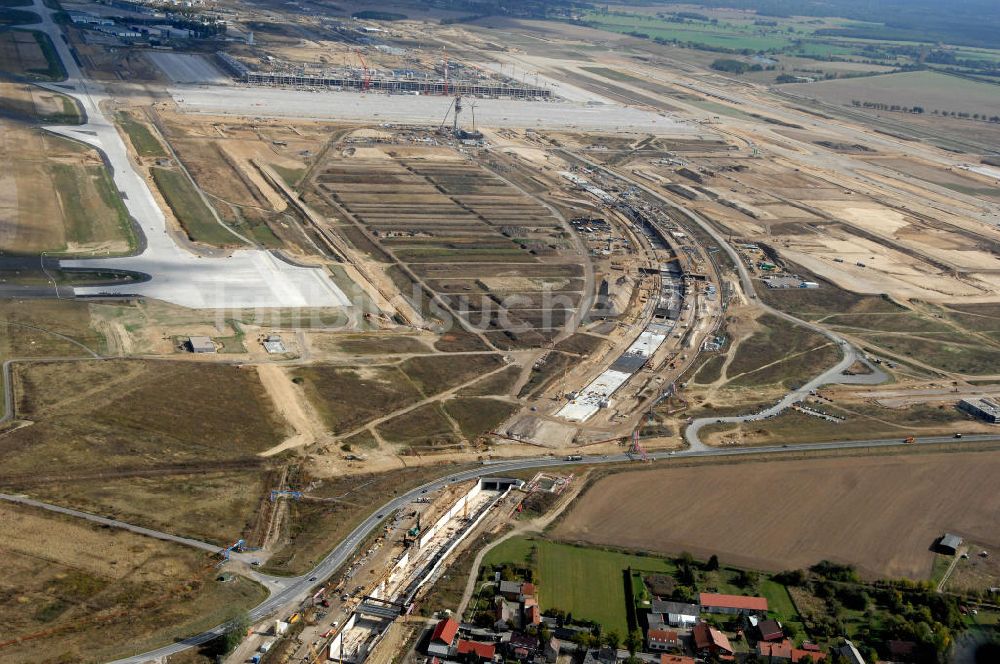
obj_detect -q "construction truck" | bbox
[903,436,915,444]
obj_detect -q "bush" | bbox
[810,560,859,582]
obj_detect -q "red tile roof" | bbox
[661,655,695,664]
[648,629,679,644]
[693,622,733,654]
[527,605,541,625]
[521,582,536,596]
[457,640,496,660]
[431,618,459,645]
[699,593,769,612]
[792,647,826,663]
[759,640,793,660]
[759,639,826,663]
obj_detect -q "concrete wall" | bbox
[328,612,359,660]
[418,482,483,549]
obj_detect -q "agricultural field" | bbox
[553,451,1000,580]
[782,70,1000,119]
[0,502,267,664]
[579,9,797,52]
[0,360,287,539]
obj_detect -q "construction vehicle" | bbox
[903,436,915,444]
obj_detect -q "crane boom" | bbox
[354,48,371,91]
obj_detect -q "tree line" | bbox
[850,100,1000,123]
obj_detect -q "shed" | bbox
[757,618,784,642]
[938,533,963,555]
[188,336,215,353]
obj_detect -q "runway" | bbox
[24,0,350,310]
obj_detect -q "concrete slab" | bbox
[26,0,350,310]
[167,84,699,134]
[147,52,229,85]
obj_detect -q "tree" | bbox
[705,554,720,571]
[625,628,643,656]
[605,629,622,652]
[223,611,250,654]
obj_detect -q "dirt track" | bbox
[552,451,1000,579]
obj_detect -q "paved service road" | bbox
[111,432,1000,663]
[0,492,226,554]
[554,151,888,451]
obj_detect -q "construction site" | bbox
[228,477,525,664]
[216,52,551,99]
[3,0,1000,661]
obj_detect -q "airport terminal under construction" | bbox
[215,52,552,99]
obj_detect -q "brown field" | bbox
[784,71,1000,118]
[0,29,47,74]
[262,464,474,575]
[0,502,267,664]
[0,120,132,254]
[553,451,1000,580]
[0,360,286,541]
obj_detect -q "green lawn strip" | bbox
[151,167,236,246]
[271,164,305,188]
[117,113,166,158]
[89,165,137,252]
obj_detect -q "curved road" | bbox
[553,150,888,450]
[667,202,887,449]
[111,432,1000,663]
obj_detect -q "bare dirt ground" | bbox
[256,363,330,456]
[0,502,266,664]
[552,451,1000,580]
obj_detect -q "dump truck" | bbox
[903,436,915,444]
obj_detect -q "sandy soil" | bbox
[553,451,1000,580]
[256,363,330,456]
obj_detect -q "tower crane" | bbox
[354,48,371,91]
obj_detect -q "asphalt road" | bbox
[110,432,1000,664]
[0,492,224,554]
[552,151,889,450]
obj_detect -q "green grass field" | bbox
[484,537,675,632]
[151,167,236,246]
[118,113,166,158]
[581,11,792,52]
[27,29,64,80]
[49,163,136,253]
